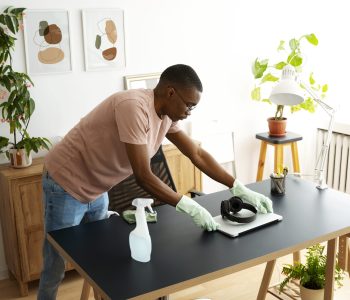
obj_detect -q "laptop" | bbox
[213,212,283,238]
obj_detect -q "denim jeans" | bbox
[37,171,108,300]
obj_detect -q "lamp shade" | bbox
[270,65,304,106]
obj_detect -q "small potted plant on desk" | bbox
[251,33,328,137]
[279,244,345,300]
[0,7,51,168]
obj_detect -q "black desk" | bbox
[48,178,350,300]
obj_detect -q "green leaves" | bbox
[252,58,268,79]
[0,6,51,157]
[261,73,279,83]
[251,86,261,101]
[279,244,344,292]
[251,33,327,118]
[0,136,9,151]
[16,137,52,156]
[305,33,318,46]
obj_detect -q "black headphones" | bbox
[221,197,257,223]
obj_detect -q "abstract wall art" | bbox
[23,10,72,75]
[82,8,126,71]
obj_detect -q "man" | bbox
[38,64,272,299]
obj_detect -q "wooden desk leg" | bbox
[257,141,267,181]
[257,259,276,300]
[324,238,337,300]
[291,142,300,173]
[81,280,91,300]
[338,235,349,272]
[274,145,283,173]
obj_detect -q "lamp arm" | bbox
[299,79,336,189]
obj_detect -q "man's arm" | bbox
[124,143,182,206]
[124,142,220,230]
[166,130,234,188]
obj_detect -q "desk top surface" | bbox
[48,178,350,300]
[256,132,303,144]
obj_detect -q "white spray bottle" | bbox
[129,198,154,263]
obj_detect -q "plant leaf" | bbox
[277,40,285,51]
[251,87,261,101]
[309,72,315,85]
[252,58,268,79]
[274,61,287,70]
[5,15,16,34]
[288,52,303,67]
[261,73,279,83]
[322,84,328,93]
[305,33,318,46]
[289,38,299,51]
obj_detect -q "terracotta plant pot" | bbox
[9,148,32,168]
[267,117,287,137]
[300,285,324,300]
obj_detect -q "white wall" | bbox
[1,0,350,279]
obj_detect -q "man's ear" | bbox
[167,86,175,97]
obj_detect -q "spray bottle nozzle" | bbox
[132,198,154,212]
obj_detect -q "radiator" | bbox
[317,126,350,193]
[319,124,350,273]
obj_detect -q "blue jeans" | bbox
[37,171,108,300]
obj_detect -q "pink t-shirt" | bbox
[45,89,180,203]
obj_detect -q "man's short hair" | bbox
[160,64,203,92]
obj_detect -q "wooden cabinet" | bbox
[0,145,201,296]
[0,158,45,296]
[163,143,202,195]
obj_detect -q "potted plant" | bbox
[0,6,51,168]
[251,33,328,136]
[279,244,345,300]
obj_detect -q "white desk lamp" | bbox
[270,65,336,189]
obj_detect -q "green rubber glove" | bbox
[230,179,273,213]
[176,195,219,231]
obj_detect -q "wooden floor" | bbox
[1,253,349,300]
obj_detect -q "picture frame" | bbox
[82,8,126,71]
[124,72,161,90]
[23,9,72,75]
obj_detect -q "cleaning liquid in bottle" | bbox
[129,198,154,263]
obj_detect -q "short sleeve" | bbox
[167,121,181,134]
[115,99,149,144]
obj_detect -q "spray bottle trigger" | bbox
[146,204,154,213]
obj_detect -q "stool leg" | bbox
[291,142,300,173]
[274,145,283,174]
[257,141,267,181]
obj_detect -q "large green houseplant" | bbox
[0,6,51,168]
[279,244,344,300]
[251,33,328,136]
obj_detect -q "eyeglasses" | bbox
[173,87,196,112]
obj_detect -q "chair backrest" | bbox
[108,145,176,213]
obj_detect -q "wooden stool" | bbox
[256,132,302,181]
[256,132,303,264]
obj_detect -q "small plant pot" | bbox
[9,149,32,168]
[300,285,324,300]
[267,117,287,137]
[270,175,285,195]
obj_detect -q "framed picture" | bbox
[124,73,161,90]
[23,10,72,75]
[82,8,126,71]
